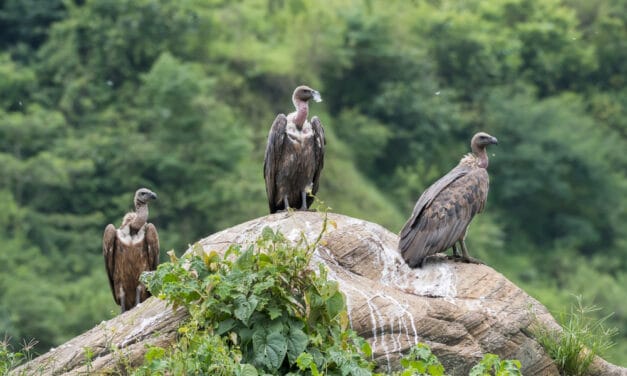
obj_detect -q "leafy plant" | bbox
[469,353,522,376]
[532,295,617,375]
[392,345,521,376]
[392,343,445,376]
[133,222,374,375]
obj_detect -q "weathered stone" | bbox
[13,212,626,376]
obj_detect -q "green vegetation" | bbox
[532,296,618,376]
[469,354,522,376]
[392,344,520,376]
[0,337,36,375]
[393,343,446,376]
[133,224,374,375]
[0,0,625,368]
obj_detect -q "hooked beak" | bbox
[490,136,498,145]
[150,192,158,200]
[311,90,322,103]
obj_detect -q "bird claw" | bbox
[461,256,485,265]
[445,254,485,265]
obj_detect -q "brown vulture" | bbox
[399,132,498,267]
[103,188,159,312]
[264,85,325,213]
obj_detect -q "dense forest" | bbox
[0,0,625,366]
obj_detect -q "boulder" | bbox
[12,212,626,375]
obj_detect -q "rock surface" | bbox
[13,212,627,375]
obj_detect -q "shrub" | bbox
[469,353,522,376]
[133,221,374,375]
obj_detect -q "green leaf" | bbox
[252,328,287,371]
[469,363,487,376]
[235,245,255,271]
[296,352,321,376]
[360,341,372,358]
[143,346,165,363]
[427,363,445,376]
[296,352,314,370]
[234,295,259,325]
[216,318,237,335]
[239,363,258,376]
[286,326,309,363]
[266,305,283,320]
[325,291,345,319]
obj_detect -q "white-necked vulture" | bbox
[399,132,498,267]
[264,85,326,213]
[103,188,159,312]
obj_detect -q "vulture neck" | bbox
[292,99,309,129]
[472,145,489,168]
[130,201,149,231]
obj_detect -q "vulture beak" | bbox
[490,136,498,145]
[311,90,322,103]
[150,192,158,200]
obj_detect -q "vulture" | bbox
[264,85,326,213]
[103,188,160,313]
[399,132,498,268]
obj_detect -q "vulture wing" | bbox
[399,165,489,266]
[308,116,326,207]
[102,224,119,304]
[263,114,288,213]
[145,223,160,271]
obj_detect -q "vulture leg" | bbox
[460,238,484,265]
[136,285,143,306]
[119,286,126,313]
[451,244,461,258]
[300,191,308,210]
[446,243,462,261]
[283,196,290,211]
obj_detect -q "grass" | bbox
[0,336,38,376]
[532,295,618,376]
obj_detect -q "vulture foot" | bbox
[459,256,485,265]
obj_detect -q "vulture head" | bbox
[470,132,498,168]
[292,85,322,107]
[134,188,158,208]
[471,132,498,151]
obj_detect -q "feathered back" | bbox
[399,151,492,267]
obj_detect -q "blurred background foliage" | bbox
[0,0,625,365]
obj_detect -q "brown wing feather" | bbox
[308,116,326,207]
[399,164,471,241]
[145,223,160,271]
[399,165,489,267]
[102,224,119,304]
[263,114,288,213]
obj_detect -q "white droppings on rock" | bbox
[120,310,169,347]
[408,263,457,302]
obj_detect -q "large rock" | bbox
[13,212,626,375]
